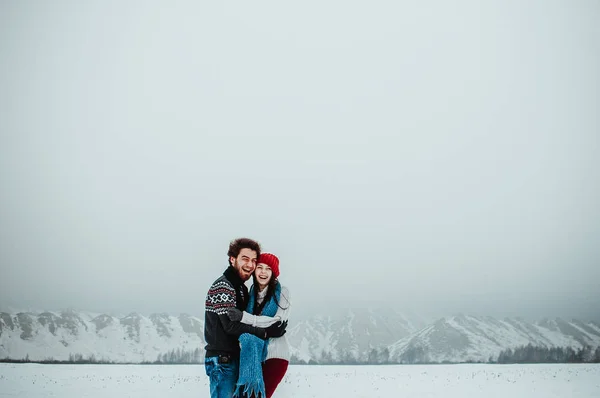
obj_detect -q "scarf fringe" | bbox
[234,379,265,398]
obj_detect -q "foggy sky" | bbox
[1,0,599,321]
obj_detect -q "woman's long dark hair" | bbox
[252,276,289,315]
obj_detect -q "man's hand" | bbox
[227,308,243,322]
[265,320,288,339]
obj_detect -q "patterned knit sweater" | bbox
[204,266,265,358]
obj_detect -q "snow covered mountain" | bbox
[287,308,428,363]
[0,310,204,362]
[389,315,600,363]
[1,309,599,364]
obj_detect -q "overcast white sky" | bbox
[1,0,599,321]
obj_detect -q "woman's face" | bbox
[255,263,273,289]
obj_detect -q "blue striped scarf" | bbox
[234,282,281,398]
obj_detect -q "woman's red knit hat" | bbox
[258,253,280,279]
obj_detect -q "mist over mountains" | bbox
[2,308,599,364]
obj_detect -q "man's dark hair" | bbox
[227,238,261,264]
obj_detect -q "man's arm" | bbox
[227,286,290,327]
[227,308,281,328]
[205,280,267,338]
[227,287,291,332]
[219,313,267,338]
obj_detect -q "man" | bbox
[204,238,287,398]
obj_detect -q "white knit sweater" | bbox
[240,285,291,361]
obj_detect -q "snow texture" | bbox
[0,363,598,397]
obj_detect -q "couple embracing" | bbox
[204,238,291,398]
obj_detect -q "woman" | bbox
[228,252,291,398]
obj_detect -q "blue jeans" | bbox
[205,356,239,398]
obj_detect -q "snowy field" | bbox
[0,363,599,397]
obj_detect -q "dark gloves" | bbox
[265,320,288,339]
[227,308,243,322]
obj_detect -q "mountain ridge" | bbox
[1,308,599,364]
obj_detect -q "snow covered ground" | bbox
[0,363,598,397]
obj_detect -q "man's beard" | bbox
[234,259,253,281]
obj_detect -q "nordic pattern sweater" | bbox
[204,266,265,358]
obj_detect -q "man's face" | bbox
[231,248,258,281]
